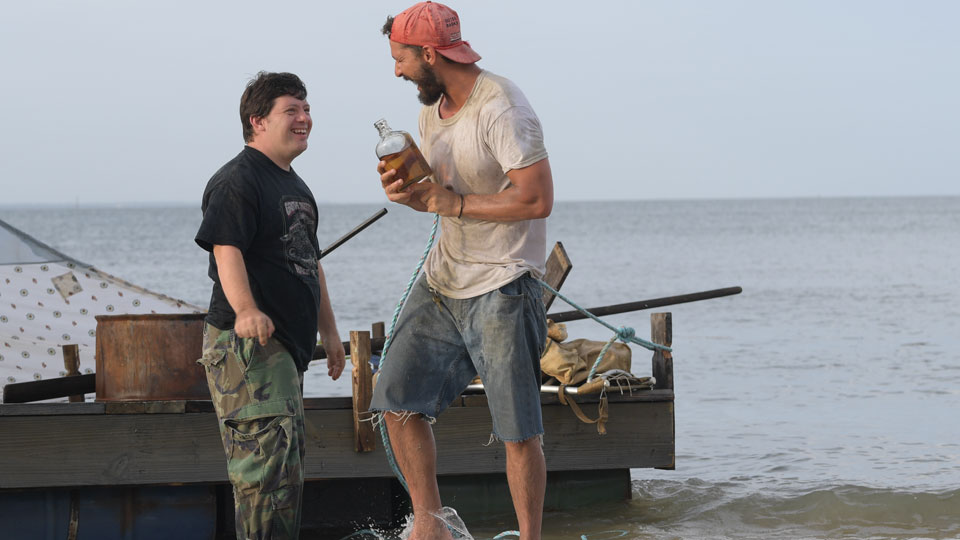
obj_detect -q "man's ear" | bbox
[422,46,438,66]
[249,115,265,134]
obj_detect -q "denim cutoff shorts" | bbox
[369,273,548,442]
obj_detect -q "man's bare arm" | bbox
[403,158,554,221]
[213,244,274,345]
[317,261,345,380]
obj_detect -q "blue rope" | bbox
[377,213,441,493]
[536,280,671,382]
[379,214,440,367]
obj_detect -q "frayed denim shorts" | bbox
[369,273,547,442]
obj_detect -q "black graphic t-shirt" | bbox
[195,146,321,371]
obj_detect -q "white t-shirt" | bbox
[419,70,549,299]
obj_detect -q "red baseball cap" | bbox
[390,2,481,64]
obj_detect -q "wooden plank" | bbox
[541,241,572,311]
[350,331,376,453]
[0,390,671,417]
[183,397,356,413]
[0,401,672,488]
[104,401,187,415]
[2,374,96,404]
[371,322,385,340]
[0,394,462,416]
[0,412,226,488]
[314,336,386,360]
[185,400,215,413]
[304,396,354,410]
[0,402,104,416]
[322,401,675,476]
[651,313,673,391]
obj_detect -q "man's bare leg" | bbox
[385,413,453,540]
[505,437,546,539]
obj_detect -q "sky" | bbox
[1,0,958,205]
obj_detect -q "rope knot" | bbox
[616,326,635,341]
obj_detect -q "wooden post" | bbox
[62,344,84,403]
[371,321,385,358]
[350,330,376,453]
[651,313,673,391]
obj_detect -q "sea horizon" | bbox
[2,192,959,210]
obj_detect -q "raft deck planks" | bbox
[0,391,673,489]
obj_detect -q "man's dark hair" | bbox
[239,71,308,143]
[381,15,397,39]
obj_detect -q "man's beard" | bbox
[405,63,445,106]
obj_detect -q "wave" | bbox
[619,479,960,539]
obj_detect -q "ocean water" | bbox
[1,197,958,539]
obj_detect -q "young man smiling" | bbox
[195,71,345,539]
[370,3,555,539]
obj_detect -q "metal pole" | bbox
[320,208,388,259]
[547,286,742,323]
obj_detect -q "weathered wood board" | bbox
[0,394,673,489]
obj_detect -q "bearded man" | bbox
[369,3,555,539]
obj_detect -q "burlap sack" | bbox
[540,321,632,386]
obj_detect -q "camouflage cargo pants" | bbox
[198,323,306,540]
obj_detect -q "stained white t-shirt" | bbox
[419,70,549,299]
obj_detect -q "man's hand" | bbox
[407,182,461,217]
[323,335,346,380]
[378,160,427,211]
[234,307,275,346]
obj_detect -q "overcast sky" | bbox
[1,0,957,205]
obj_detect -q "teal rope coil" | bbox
[537,280,672,383]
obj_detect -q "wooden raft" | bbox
[0,242,676,490]
[0,311,674,490]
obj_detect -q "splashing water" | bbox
[389,507,475,540]
[337,507,474,540]
[433,506,474,539]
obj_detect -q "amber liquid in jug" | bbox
[374,118,432,192]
